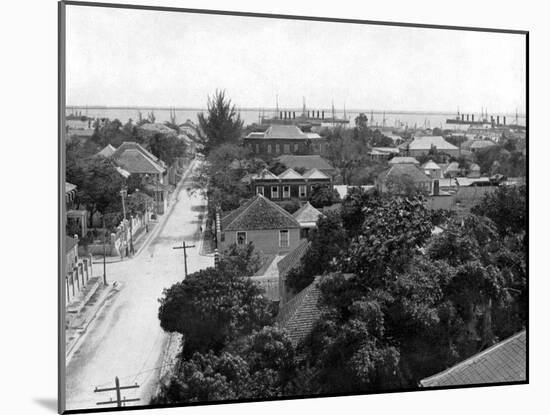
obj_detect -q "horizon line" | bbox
[65,105,526,117]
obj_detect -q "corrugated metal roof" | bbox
[420,331,526,387]
[389,157,420,165]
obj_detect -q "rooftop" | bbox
[410,136,458,151]
[115,149,165,174]
[420,330,526,387]
[221,194,301,231]
[302,168,330,180]
[96,144,116,158]
[421,160,441,170]
[379,163,432,184]
[112,141,165,168]
[277,239,310,279]
[293,202,324,227]
[389,156,420,165]
[246,124,321,140]
[277,275,326,346]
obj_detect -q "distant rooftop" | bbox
[410,135,458,151]
[389,156,420,165]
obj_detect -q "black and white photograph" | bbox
[58,1,527,413]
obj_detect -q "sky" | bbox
[65,5,526,113]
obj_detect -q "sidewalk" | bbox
[66,279,121,361]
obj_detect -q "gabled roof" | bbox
[421,160,441,170]
[115,149,165,174]
[221,194,301,231]
[277,239,310,278]
[276,275,326,346]
[303,168,330,180]
[410,136,458,151]
[112,141,166,168]
[278,168,304,180]
[96,144,116,158]
[389,156,420,165]
[276,155,335,171]
[253,169,279,181]
[264,124,307,139]
[293,202,324,227]
[379,163,432,184]
[444,161,461,173]
[420,331,526,387]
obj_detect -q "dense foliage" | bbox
[197,89,244,153]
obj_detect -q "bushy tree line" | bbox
[287,185,526,393]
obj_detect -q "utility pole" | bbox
[94,376,140,407]
[120,186,129,257]
[172,241,195,278]
[102,217,107,285]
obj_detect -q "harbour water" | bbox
[66,107,526,129]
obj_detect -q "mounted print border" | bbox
[59,1,528,413]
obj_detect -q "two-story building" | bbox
[218,194,302,255]
[243,124,328,156]
[248,168,332,202]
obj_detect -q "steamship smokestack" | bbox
[322,110,325,119]
[461,114,464,122]
[293,111,295,119]
[279,111,282,119]
[503,116,506,125]
[497,115,500,125]
[472,114,475,122]
[466,114,470,122]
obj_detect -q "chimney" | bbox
[433,180,440,196]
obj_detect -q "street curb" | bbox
[66,282,121,363]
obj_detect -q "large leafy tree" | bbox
[66,156,126,227]
[472,185,526,237]
[286,211,348,293]
[197,90,243,153]
[158,264,275,358]
[153,327,296,404]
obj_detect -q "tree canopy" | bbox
[197,90,244,153]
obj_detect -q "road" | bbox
[65,161,213,411]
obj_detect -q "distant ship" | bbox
[260,97,349,127]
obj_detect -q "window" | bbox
[236,231,247,245]
[256,186,264,196]
[284,144,290,153]
[300,228,310,239]
[271,186,279,199]
[267,144,272,154]
[256,143,260,153]
[282,185,290,199]
[279,229,289,248]
[299,185,307,198]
